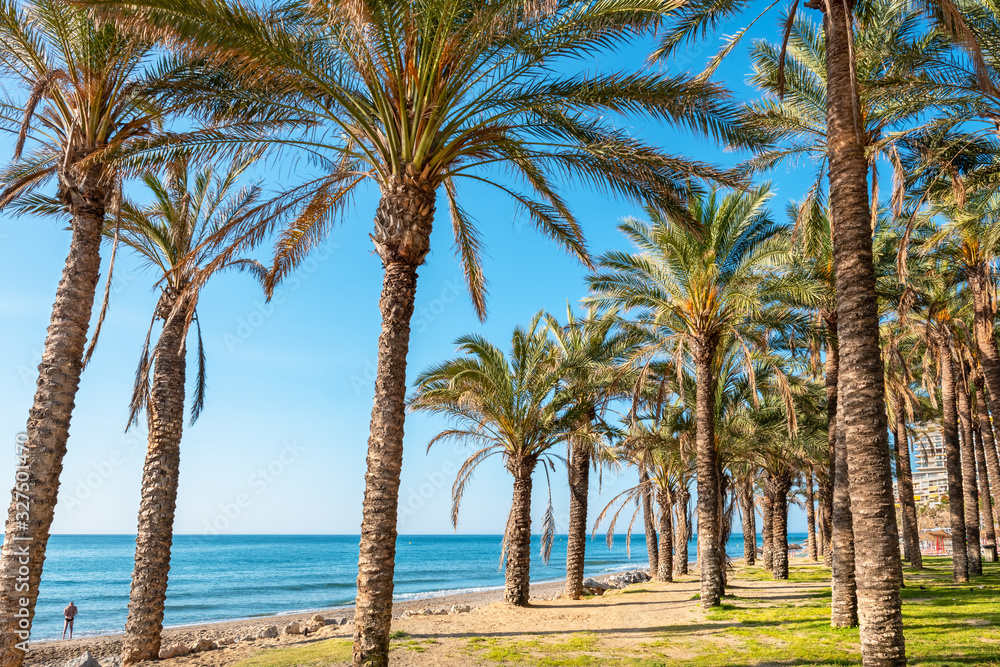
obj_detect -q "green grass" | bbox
[231,559,1000,666]
[464,559,1000,666]
[229,639,352,667]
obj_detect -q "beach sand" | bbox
[24,558,824,666]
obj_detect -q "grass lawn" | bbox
[230,557,1000,666]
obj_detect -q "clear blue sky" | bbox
[0,4,817,538]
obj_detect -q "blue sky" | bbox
[0,4,818,538]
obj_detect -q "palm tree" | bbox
[79,2,755,661]
[545,307,626,599]
[594,409,691,583]
[110,158,266,664]
[914,280,971,582]
[883,325,923,569]
[409,316,577,607]
[588,186,809,607]
[0,4,201,661]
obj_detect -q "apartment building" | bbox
[908,423,948,503]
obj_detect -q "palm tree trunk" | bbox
[831,409,858,628]
[761,480,773,571]
[823,323,839,567]
[0,185,106,667]
[640,468,659,579]
[940,338,969,583]
[122,303,188,665]
[974,426,997,550]
[771,469,791,580]
[974,374,1000,539]
[354,174,434,667]
[717,469,730,594]
[740,480,756,565]
[564,445,590,599]
[969,269,1000,441]
[823,0,905,658]
[675,487,690,575]
[957,369,983,575]
[806,472,818,562]
[693,345,722,607]
[504,459,535,606]
[656,488,674,582]
[892,397,921,569]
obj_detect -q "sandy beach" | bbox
[22,573,589,666]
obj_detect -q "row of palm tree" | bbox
[5,0,1000,666]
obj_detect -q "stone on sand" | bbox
[65,651,102,667]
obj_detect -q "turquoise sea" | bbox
[22,533,805,641]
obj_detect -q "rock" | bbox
[191,638,217,652]
[217,637,235,646]
[157,643,191,659]
[65,651,103,667]
[582,578,609,591]
[241,634,257,642]
[418,608,432,616]
[331,616,348,626]
[304,620,325,634]
[399,610,413,619]
[257,625,279,639]
[311,614,326,623]
[283,622,302,635]
[449,604,472,614]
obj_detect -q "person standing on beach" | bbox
[62,602,78,640]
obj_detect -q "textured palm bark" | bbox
[504,460,535,606]
[639,468,658,578]
[354,172,435,667]
[806,473,818,562]
[891,427,911,563]
[891,398,921,569]
[656,488,674,582]
[823,0,905,659]
[974,427,997,549]
[831,411,858,628]
[694,349,722,607]
[0,175,106,667]
[761,480,773,572]
[957,374,983,575]
[122,299,188,665]
[974,376,1000,536]
[822,329,839,567]
[771,469,791,580]
[940,340,969,583]
[740,481,756,565]
[969,269,1000,445]
[674,487,690,575]
[564,445,590,599]
[717,468,729,594]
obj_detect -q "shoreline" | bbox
[23,571,628,666]
[26,562,647,643]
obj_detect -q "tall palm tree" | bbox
[110,158,266,664]
[0,4,201,662]
[546,307,626,599]
[588,186,810,607]
[79,2,754,661]
[914,280,971,582]
[883,325,923,569]
[409,316,577,607]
